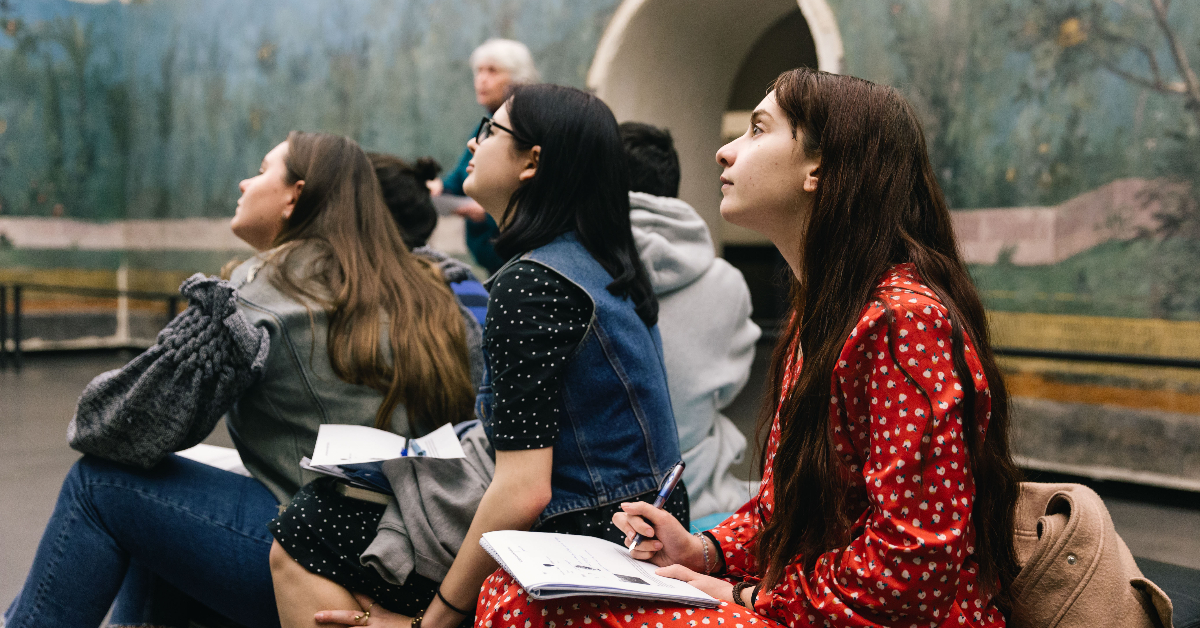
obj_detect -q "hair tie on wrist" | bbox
[437,588,472,616]
[731,581,755,608]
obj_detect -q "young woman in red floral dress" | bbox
[471,68,1023,628]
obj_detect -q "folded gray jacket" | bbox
[360,422,495,584]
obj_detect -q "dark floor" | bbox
[0,351,239,608]
[2,349,1199,614]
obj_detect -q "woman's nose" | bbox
[716,141,736,168]
[467,137,479,154]
[238,179,249,193]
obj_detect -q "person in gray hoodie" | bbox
[620,122,762,519]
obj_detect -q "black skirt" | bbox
[268,478,440,617]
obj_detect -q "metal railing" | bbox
[0,283,180,369]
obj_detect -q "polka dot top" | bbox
[482,260,690,541]
[484,261,593,451]
[708,263,1005,627]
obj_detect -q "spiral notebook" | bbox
[479,531,719,607]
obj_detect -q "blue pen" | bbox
[627,461,686,555]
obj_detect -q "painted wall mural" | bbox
[827,0,1200,484]
[2,0,1197,319]
[0,0,617,223]
[2,0,1199,482]
[824,0,1200,324]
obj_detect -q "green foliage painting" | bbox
[0,0,616,221]
[831,0,1200,320]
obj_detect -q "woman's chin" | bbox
[719,203,752,230]
[720,205,776,243]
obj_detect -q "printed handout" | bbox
[308,422,464,467]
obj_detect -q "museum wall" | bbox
[1,0,1199,484]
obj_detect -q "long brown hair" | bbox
[752,69,1021,606]
[266,131,474,434]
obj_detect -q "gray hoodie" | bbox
[629,191,761,518]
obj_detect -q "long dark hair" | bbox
[752,69,1021,607]
[268,131,475,434]
[368,152,441,249]
[492,84,657,326]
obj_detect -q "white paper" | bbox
[176,444,251,477]
[299,456,354,481]
[480,531,718,607]
[308,423,464,466]
[406,423,465,459]
[309,424,407,466]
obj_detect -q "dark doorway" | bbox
[726,10,819,112]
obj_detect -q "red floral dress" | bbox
[474,264,1006,628]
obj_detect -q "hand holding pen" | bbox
[616,461,731,596]
[612,461,705,568]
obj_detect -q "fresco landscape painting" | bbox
[0,0,620,342]
[850,0,1200,486]
[1,0,1198,484]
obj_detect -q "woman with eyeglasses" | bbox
[273,84,687,628]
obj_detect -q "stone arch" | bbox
[588,0,843,246]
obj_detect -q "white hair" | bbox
[469,38,540,84]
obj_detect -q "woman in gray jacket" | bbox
[3,132,481,628]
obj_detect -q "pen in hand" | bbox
[627,461,686,556]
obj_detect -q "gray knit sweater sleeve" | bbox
[66,273,271,469]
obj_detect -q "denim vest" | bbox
[477,233,682,524]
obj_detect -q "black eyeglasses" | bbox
[475,116,532,145]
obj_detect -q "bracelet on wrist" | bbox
[701,530,725,575]
[692,531,713,574]
[731,581,755,608]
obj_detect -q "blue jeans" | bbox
[4,454,281,628]
[110,562,202,627]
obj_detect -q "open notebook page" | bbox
[480,531,719,607]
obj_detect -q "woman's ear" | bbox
[802,164,820,194]
[283,180,305,220]
[517,146,541,183]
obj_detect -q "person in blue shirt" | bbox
[437,38,539,275]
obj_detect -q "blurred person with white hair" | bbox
[438,38,540,273]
